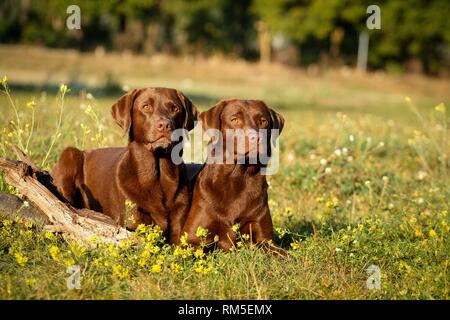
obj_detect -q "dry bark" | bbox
[0,147,130,245]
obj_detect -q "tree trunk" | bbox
[257,21,271,64]
[0,147,130,246]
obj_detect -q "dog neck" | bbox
[204,162,263,180]
[118,142,180,185]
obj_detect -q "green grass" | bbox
[0,47,449,299]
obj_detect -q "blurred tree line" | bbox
[0,0,449,75]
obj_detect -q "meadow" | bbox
[0,45,448,299]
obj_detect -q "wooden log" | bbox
[0,191,50,225]
[0,154,130,246]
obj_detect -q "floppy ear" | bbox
[199,99,230,131]
[266,106,285,159]
[269,107,285,134]
[176,90,198,131]
[111,89,142,138]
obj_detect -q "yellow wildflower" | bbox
[409,216,417,224]
[290,242,300,250]
[112,265,130,279]
[119,239,133,250]
[125,199,136,212]
[141,249,150,260]
[1,75,7,86]
[14,252,28,267]
[181,248,192,259]
[49,245,60,260]
[194,248,205,259]
[143,244,160,255]
[275,227,286,238]
[44,231,56,241]
[180,232,189,247]
[26,100,36,109]
[194,260,212,274]
[151,264,162,273]
[135,224,147,234]
[25,278,36,286]
[170,262,182,273]
[107,244,119,258]
[3,219,12,228]
[70,243,87,258]
[89,235,98,245]
[14,217,24,224]
[434,103,446,113]
[428,229,437,238]
[138,259,146,267]
[92,258,103,267]
[332,197,339,207]
[325,197,339,208]
[64,258,76,267]
[59,83,69,94]
[173,246,183,257]
[196,226,209,238]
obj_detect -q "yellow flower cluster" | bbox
[325,197,340,208]
[196,226,209,238]
[14,252,28,267]
[112,264,130,279]
[49,245,60,261]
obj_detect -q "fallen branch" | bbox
[0,150,130,246]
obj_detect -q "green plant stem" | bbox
[41,91,66,167]
[3,85,25,150]
[25,107,35,153]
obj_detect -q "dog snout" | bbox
[248,133,259,144]
[156,118,172,133]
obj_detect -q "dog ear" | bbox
[176,90,198,131]
[111,89,142,138]
[199,99,230,131]
[266,106,284,159]
[269,107,285,134]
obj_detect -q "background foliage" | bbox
[1,0,449,75]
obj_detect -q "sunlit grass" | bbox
[0,58,449,299]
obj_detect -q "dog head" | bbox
[112,87,198,152]
[199,99,284,163]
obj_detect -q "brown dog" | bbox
[181,99,284,251]
[51,87,198,242]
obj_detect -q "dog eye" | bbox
[142,105,153,112]
[171,105,180,113]
[231,117,239,123]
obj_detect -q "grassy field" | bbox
[0,45,449,299]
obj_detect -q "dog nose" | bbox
[249,134,258,143]
[156,118,172,133]
[248,132,259,144]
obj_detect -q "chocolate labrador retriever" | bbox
[181,99,284,252]
[51,87,198,242]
